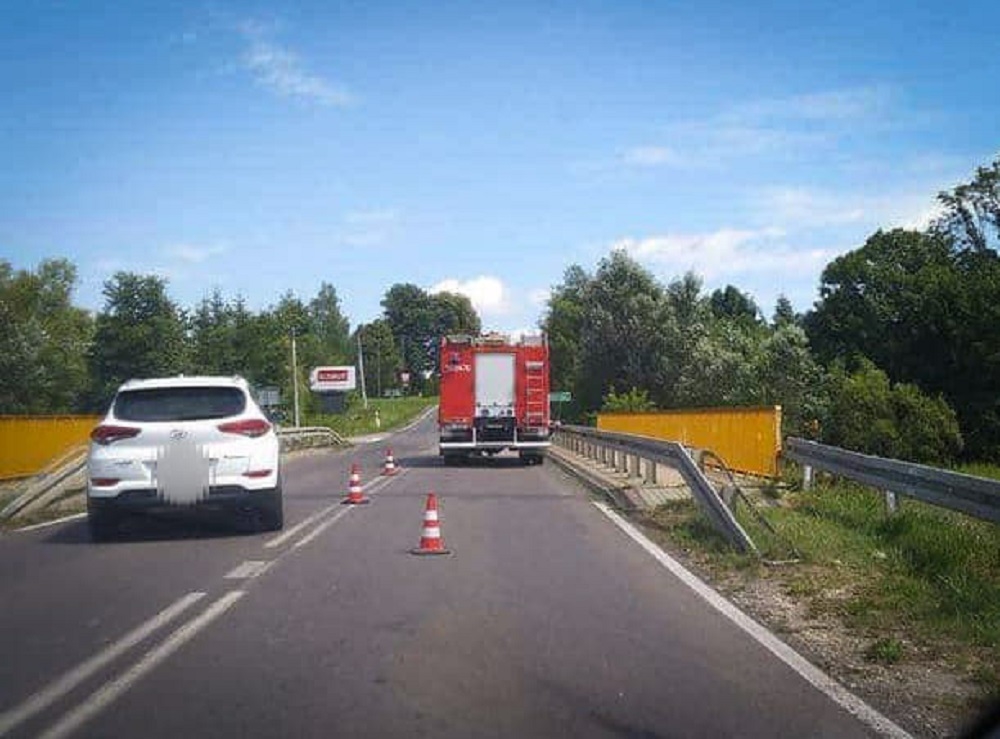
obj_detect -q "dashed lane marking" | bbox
[38,591,245,739]
[0,591,206,737]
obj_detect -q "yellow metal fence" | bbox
[597,406,782,477]
[0,416,101,480]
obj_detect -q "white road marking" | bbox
[293,506,354,549]
[38,590,245,739]
[224,560,272,580]
[0,591,206,737]
[264,501,341,549]
[593,502,913,739]
[264,467,406,549]
[13,513,88,533]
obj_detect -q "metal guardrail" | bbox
[784,437,1000,524]
[555,424,758,554]
[277,426,348,448]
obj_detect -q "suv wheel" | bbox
[258,488,284,532]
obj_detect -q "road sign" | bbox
[257,386,281,407]
[309,366,357,392]
[549,391,572,403]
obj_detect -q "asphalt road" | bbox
[0,412,884,738]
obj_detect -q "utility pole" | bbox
[376,344,382,399]
[357,332,369,409]
[291,328,301,428]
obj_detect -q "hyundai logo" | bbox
[169,429,188,440]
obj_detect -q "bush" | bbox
[601,386,654,413]
[824,360,963,464]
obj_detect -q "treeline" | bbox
[0,264,479,416]
[544,158,1000,463]
[3,158,997,461]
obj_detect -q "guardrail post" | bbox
[884,490,899,515]
[802,464,814,490]
[642,457,654,485]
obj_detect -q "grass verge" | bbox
[305,395,437,438]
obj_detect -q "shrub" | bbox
[823,360,963,464]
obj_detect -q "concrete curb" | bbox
[548,446,639,510]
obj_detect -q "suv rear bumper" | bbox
[88,486,280,517]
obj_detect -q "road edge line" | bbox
[12,513,87,533]
[592,501,913,739]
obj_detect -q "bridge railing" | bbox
[553,424,758,554]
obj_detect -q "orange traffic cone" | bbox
[342,463,370,505]
[410,493,451,555]
[382,448,399,476]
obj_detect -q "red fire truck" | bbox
[438,333,551,465]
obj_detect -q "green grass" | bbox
[305,395,437,437]
[865,637,904,665]
[638,478,1000,686]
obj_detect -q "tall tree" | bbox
[88,272,187,407]
[189,289,237,376]
[381,283,482,390]
[353,319,401,397]
[934,157,999,252]
[542,265,589,398]
[576,250,675,411]
[0,258,93,413]
[806,228,1000,458]
[709,285,762,325]
[308,282,351,365]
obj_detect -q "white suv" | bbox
[86,376,283,540]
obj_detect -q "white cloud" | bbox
[166,243,229,264]
[754,187,867,228]
[430,276,509,316]
[237,21,352,107]
[612,227,834,281]
[612,86,898,172]
[732,86,893,123]
[621,146,682,168]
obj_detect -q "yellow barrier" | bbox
[0,416,101,480]
[597,406,782,477]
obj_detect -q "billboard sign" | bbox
[309,366,357,392]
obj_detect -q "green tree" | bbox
[189,289,238,376]
[308,282,351,365]
[934,157,999,252]
[601,386,654,413]
[0,258,93,413]
[353,319,401,397]
[823,361,962,464]
[88,272,187,407]
[758,323,826,436]
[541,265,588,414]
[381,283,481,391]
[806,227,1000,458]
[772,295,797,328]
[576,250,675,411]
[709,285,762,325]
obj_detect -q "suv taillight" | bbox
[91,425,142,445]
[217,419,271,438]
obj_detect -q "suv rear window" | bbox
[114,387,247,422]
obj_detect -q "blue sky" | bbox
[2,0,998,334]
